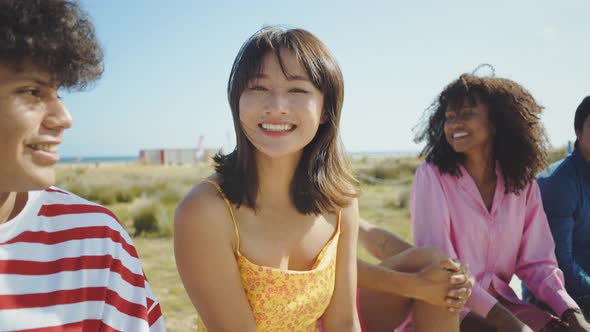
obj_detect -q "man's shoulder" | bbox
[39,186,125,227]
[42,186,104,205]
[35,187,135,249]
[1,188,157,332]
[538,156,578,191]
[34,186,143,265]
[536,157,581,214]
[549,155,576,176]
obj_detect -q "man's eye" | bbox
[22,89,42,97]
[19,88,62,101]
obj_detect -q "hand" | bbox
[563,309,590,332]
[445,261,474,312]
[414,259,473,312]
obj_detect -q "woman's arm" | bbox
[321,199,361,332]
[357,218,471,311]
[357,256,471,310]
[174,183,257,332]
[515,181,580,317]
[358,218,412,260]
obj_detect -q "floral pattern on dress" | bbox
[196,225,339,332]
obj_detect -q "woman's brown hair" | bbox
[214,26,358,214]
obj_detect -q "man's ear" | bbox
[576,129,582,141]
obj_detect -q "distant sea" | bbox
[59,156,138,164]
[59,150,419,164]
[349,150,419,157]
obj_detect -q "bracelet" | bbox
[561,307,583,321]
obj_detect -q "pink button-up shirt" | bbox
[410,162,579,318]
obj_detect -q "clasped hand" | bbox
[416,259,473,312]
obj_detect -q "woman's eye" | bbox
[249,86,267,91]
[289,88,308,94]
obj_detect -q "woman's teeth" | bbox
[260,123,294,131]
[453,132,468,138]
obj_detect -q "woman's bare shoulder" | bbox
[323,198,359,232]
[174,174,234,237]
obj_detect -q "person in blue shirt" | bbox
[530,96,590,322]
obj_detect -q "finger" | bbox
[464,287,472,299]
[447,287,470,299]
[450,273,467,284]
[445,298,465,310]
[458,262,470,274]
[449,274,474,287]
[459,287,471,299]
[455,287,471,301]
[451,276,475,288]
[466,276,475,287]
[440,259,461,272]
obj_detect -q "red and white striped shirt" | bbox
[0,187,165,331]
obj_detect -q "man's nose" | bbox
[43,99,73,131]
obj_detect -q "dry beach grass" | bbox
[55,157,415,331]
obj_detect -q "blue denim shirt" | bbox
[538,147,590,307]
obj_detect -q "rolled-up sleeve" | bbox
[516,180,580,316]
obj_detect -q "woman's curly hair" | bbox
[415,73,548,194]
[0,0,103,90]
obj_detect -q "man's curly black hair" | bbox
[0,0,103,89]
[414,73,548,195]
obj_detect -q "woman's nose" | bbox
[264,93,288,115]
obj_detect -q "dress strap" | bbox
[204,179,241,254]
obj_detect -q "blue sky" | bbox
[61,0,590,157]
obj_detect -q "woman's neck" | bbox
[255,151,302,210]
[463,149,496,186]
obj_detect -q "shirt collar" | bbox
[457,161,504,188]
[457,161,506,213]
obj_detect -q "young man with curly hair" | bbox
[407,74,589,331]
[0,1,164,330]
